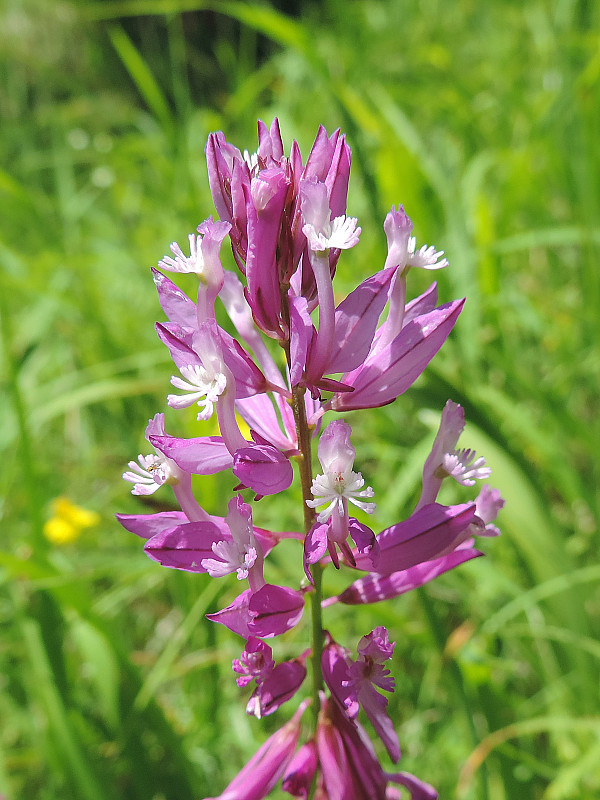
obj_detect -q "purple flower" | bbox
[417,400,491,510]
[306,420,375,548]
[158,217,231,322]
[317,698,379,800]
[471,484,505,537]
[346,627,400,762]
[330,542,484,606]
[322,628,400,762]
[122,413,182,496]
[281,740,318,799]
[208,583,305,640]
[233,637,275,687]
[203,699,309,800]
[232,637,308,719]
[315,697,436,800]
[201,496,265,592]
[330,299,465,412]
[353,502,479,574]
[245,167,289,338]
[233,441,294,497]
[116,510,188,539]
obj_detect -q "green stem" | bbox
[309,561,324,726]
[281,283,323,731]
[290,383,323,729]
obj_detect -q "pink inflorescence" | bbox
[118,119,504,799]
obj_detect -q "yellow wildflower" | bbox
[44,497,100,545]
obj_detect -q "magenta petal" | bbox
[333,298,465,411]
[348,519,379,567]
[217,327,270,398]
[316,709,351,800]
[319,700,388,800]
[252,660,307,717]
[116,511,188,539]
[387,771,438,800]
[205,131,243,225]
[288,295,314,387]
[325,130,352,220]
[152,268,196,327]
[337,546,483,605]
[257,118,284,162]
[149,434,234,475]
[326,267,396,374]
[354,502,477,574]
[155,322,199,371]
[403,282,438,325]
[206,589,253,639]
[281,741,318,799]
[321,640,359,718]
[358,682,400,763]
[143,521,225,572]
[247,584,305,638]
[203,701,307,800]
[233,444,293,496]
[245,168,289,337]
[303,522,329,584]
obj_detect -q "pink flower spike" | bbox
[203,699,309,800]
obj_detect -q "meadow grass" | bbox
[1,0,599,797]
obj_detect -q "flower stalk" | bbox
[118,118,504,800]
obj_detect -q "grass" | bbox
[1,0,599,797]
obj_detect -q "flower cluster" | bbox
[118,119,504,799]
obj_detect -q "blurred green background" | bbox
[1,0,599,798]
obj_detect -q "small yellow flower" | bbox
[44,497,100,545]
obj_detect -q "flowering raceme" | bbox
[118,119,504,798]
